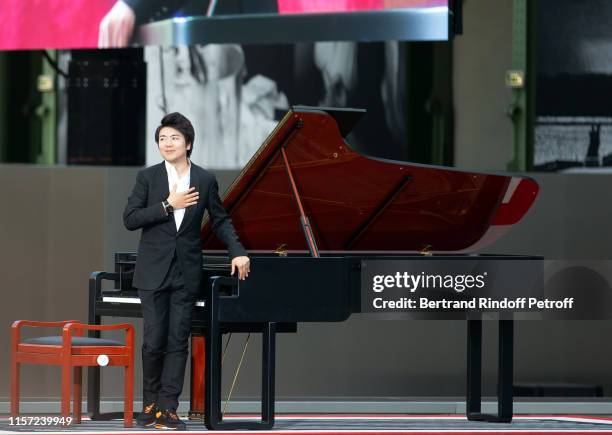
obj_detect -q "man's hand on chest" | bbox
[167,183,199,210]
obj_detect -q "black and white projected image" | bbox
[145,42,407,169]
[145,44,288,169]
[535,0,612,171]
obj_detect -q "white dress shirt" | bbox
[165,160,191,231]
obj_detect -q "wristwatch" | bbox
[162,200,174,214]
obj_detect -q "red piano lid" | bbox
[200,107,539,253]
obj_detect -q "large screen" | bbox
[0,0,451,51]
[534,0,612,171]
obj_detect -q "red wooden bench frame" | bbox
[11,320,134,427]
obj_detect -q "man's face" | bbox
[158,126,191,164]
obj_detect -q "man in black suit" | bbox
[123,112,250,430]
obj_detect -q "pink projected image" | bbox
[278,0,447,14]
[0,0,116,50]
[0,0,448,51]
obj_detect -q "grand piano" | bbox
[89,106,540,430]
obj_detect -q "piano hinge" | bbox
[274,244,288,257]
[280,145,321,258]
[420,245,433,256]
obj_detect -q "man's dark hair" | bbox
[155,112,195,158]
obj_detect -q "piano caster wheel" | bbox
[188,411,204,420]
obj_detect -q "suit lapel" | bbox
[157,161,177,233]
[177,163,199,235]
[158,161,170,198]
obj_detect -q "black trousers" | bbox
[138,254,196,410]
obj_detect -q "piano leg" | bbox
[87,276,101,419]
[204,276,277,430]
[262,322,276,427]
[498,320,514,420]
[466,318,513,423]
[87,272,135,421]
[86,357,102,419]
[466,319,482,417]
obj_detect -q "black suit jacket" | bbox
[123,162,247,293]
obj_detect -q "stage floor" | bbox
[3,414,612,434]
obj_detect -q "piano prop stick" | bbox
[281,144,320,258]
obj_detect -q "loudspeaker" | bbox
[67,48,145,165]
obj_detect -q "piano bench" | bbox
[10,320,134,428]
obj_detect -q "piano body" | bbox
[89,106,540,429]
